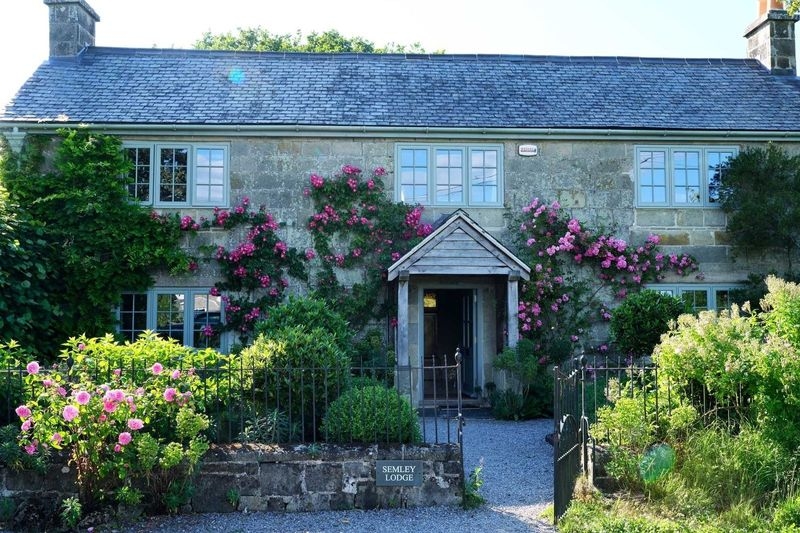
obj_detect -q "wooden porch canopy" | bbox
[387,210,531,367]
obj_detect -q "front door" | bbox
[422,288,476,399]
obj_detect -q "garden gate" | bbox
[552,357,589,524]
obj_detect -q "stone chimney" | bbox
[43,0,100,58]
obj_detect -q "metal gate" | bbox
[553,358,589,524]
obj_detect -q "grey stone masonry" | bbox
[43,0,100,58]
[745,8,799,75]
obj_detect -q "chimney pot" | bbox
[43,0,100,58]
[746,0,798,75]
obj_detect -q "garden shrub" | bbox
[774,495,800,529]
[492,338,553,419]
[16,351,210,513]
[254,296,353,357]
[235,325,350,440]
[610,290,686,357]
[237,409,299,444]
[321,385,421,443]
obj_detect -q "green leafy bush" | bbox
[237,409,299,444]
[492,338,553,419]
[610,290,686,357]
[321,385,421,443]
[236,325,350,440]
[255,296,353,357]
[774,495,800,529]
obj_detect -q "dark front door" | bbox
[423,288,475,399]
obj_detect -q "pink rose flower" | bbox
[103,400,117,413]
[42,378,53,388]
[24,442,37,455]
[114,444,122,453]
[52,433,63,445]
[75,391,91,405]
[26,361,40,375]
[57,387,67,397]
[118,432,132,446]
[151,362,164,375]
[63,405,79,422]
[171,369,181,380]
[15,405,31,420]
[127,418,144,431]
[163,388,177,402]
[21,420,32,432]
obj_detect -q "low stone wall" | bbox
[0,443,463,520]
[192,442,463,512]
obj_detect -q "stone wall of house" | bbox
[0,443,462,519]
[165,136,797,288]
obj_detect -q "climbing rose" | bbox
[151,362,164,375]
[164,388,177,402]
[26,361,40,375]
[127,418,144,431]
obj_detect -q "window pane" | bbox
[124,147,151,202]
[192,293,222,349]
[638,150,666,204]
[195,148,225,205]
[435,148,463,203]
[399,148,428,203]
[159,148,189,203]
[119,293,148,342]
[470,149,498,205]
[715,289,733,310]
[707,151,734,204]
[672,150,701,204]
[156,293,185,343]
[681,290,709,312]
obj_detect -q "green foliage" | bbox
[237,409,299,444]
[17,336,210,513]
[59,496,82,529]
[321,385,421,443]
[254,296,352,357]
[194,27,432,53]
[0,129,191,358]
[305,166,432,328]
[236,325,351,439]
[462,461,486,509]
[610,290,686,356]
[0,424,46,473]
[491,339,553,419]
[774,495,800,529]
[718,144,800,273]
[558,499,688,533]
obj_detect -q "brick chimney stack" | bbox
[745,0,798,75]
[43,0,100,58]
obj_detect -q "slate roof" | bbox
[3,47,800,131]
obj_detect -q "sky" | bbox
[0,0,783,108]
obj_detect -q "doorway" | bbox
[422,288,476,399]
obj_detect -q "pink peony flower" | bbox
[171,369,181,380]
[163,388,177,402]
[57,387,67,397]
[77,343,86,351]
[103,399,117,413]
[118,432,132,446]
[114,444,122,453]
[24,442,37,456]
[75,391,91,405]
[42,378,53,388]
[26,361,40,375]
[63,405,79,422]
[21,420,32,432]
[151,362,163,375]
[52,433,62,445]
[127,418,144,431]
[15,405,31,420]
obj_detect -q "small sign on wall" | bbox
[518,144,539,156]
[376,460,424,486]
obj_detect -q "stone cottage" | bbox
[2,0,800,401]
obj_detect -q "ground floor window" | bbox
[118,289,224,350]
[649,284,741,312]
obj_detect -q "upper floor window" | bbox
[119,289,225,350]
[396,144,503,206]
[636,146,737,207]
[123,143,229,207]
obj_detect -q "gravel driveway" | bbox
[124,416,556,533]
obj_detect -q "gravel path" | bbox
[123,416,556,533]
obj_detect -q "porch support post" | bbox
[397,271,411,395]
[507,270,521,348]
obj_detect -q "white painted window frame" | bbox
[650,284,742,312]
[635,146,738,208]
[122,142,230,208]
[396,143,504,207]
